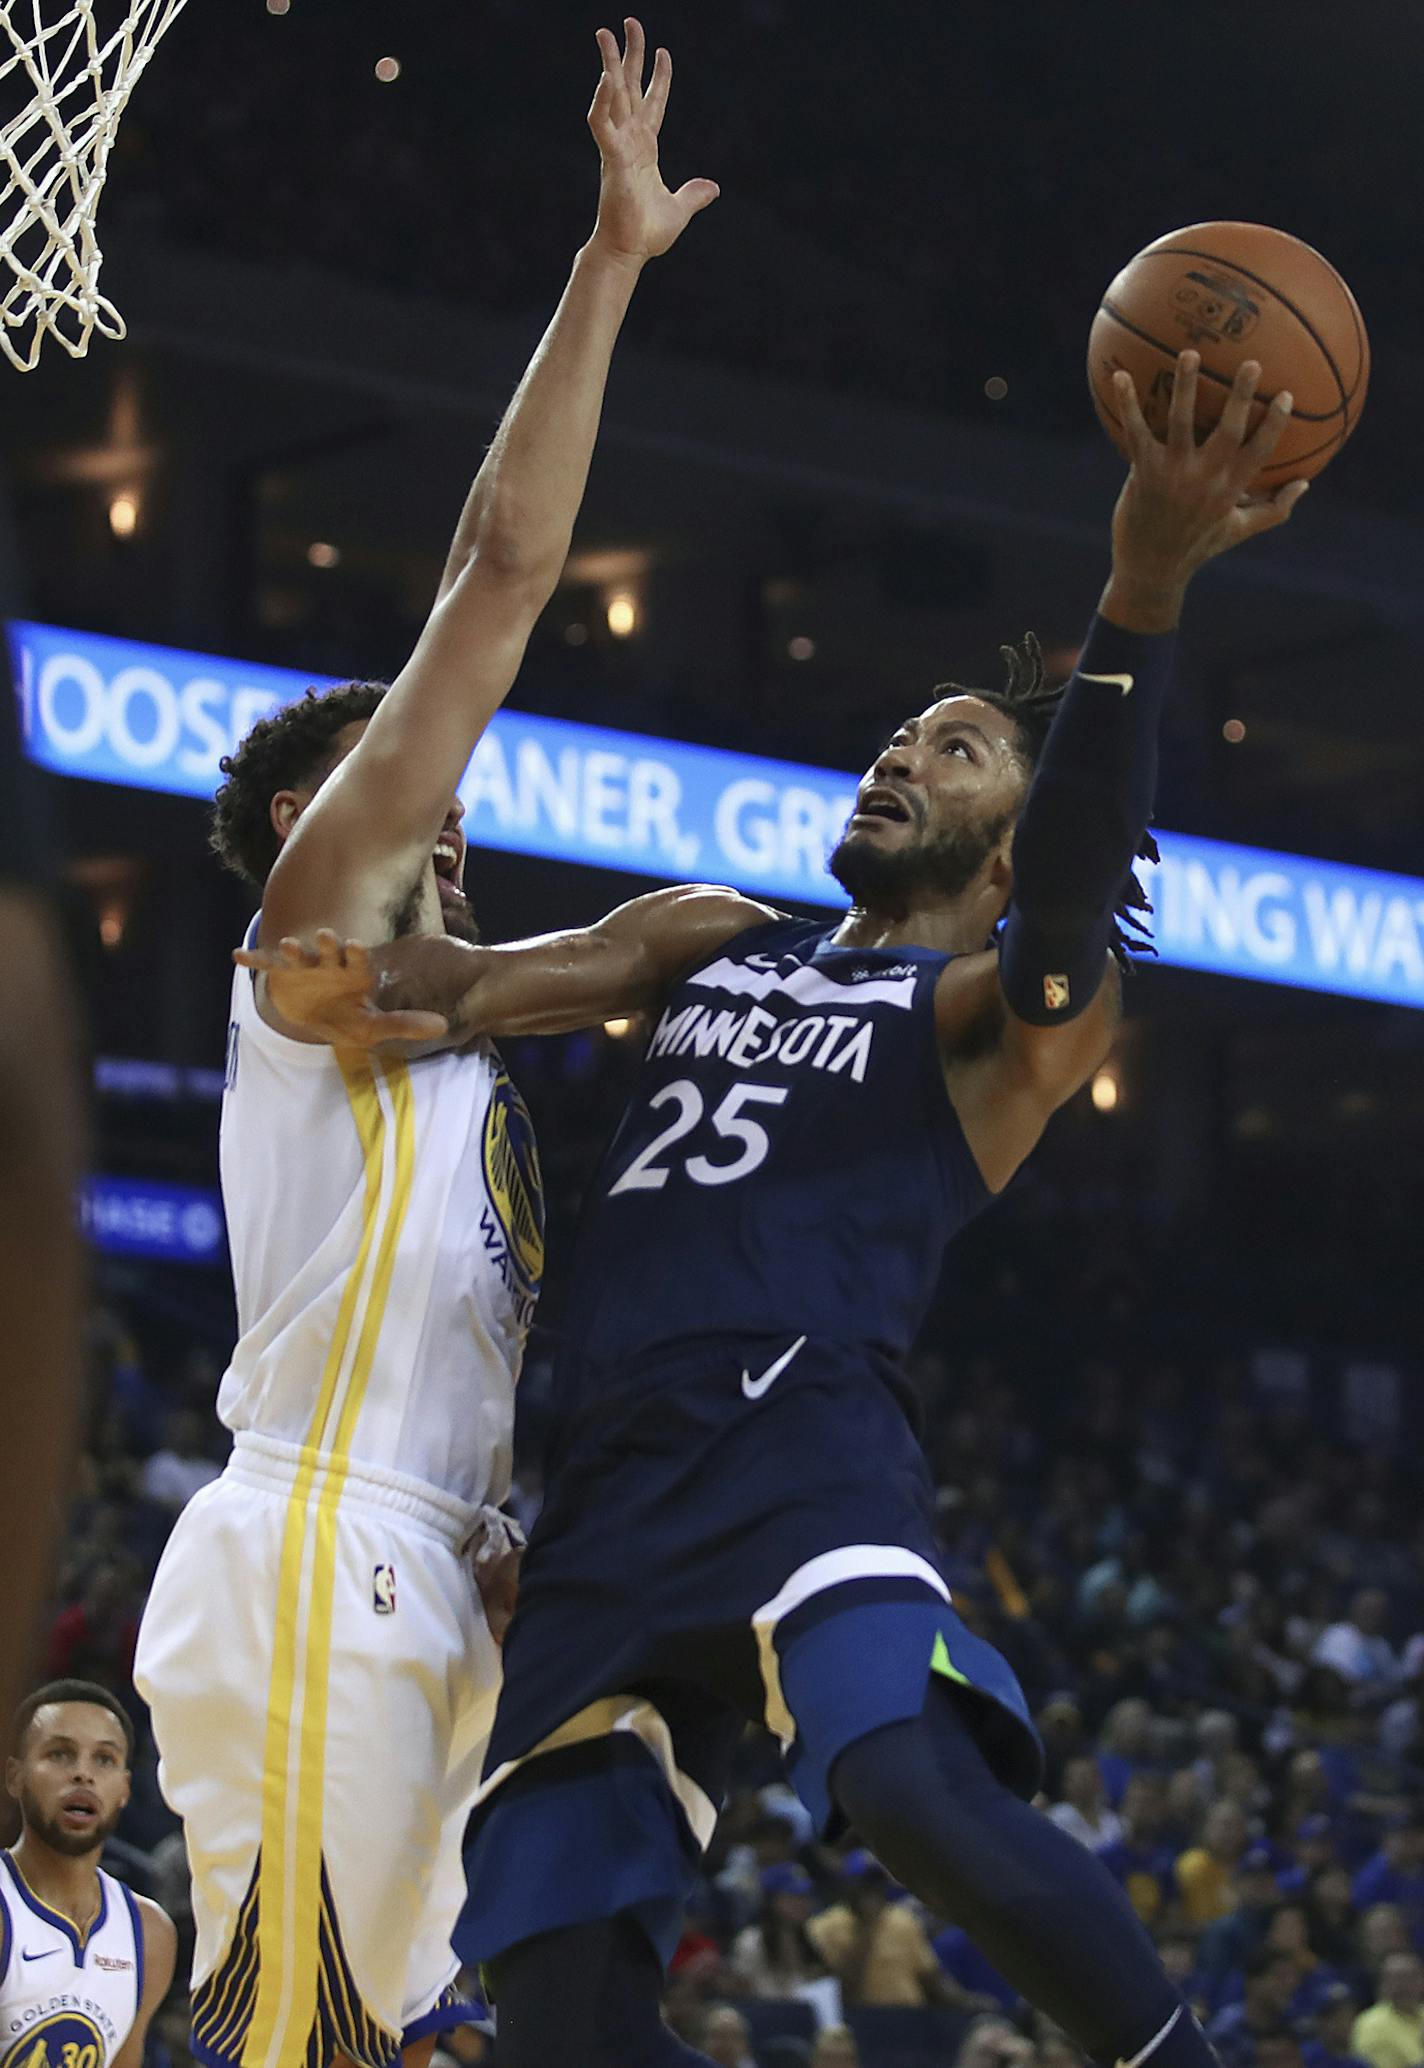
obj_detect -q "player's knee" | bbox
[831,1708,1047,1919]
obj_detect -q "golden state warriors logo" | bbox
[481,1065,545,1332]
[3,2012,106,2068]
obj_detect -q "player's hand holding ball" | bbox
[1089,220,1369,633]
[587,17,718,266]
[1100,352,1307,633]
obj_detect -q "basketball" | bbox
[1088,222,1369,490]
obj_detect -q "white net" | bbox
[0,0,189,371]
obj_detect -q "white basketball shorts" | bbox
[134,1431,501,2068]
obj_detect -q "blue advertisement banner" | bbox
[11,618,1423,1009]
[81,1176,226,1264]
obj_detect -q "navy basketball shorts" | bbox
[456,1335,1042,1970]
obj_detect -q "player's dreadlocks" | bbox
[210,680,389,888]
[936,631,1158,964]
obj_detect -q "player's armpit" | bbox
[383,883,779,1038]
[936,950,1120,1193]
[259,564,551,951]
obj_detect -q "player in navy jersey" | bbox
[244,354,1309,2068]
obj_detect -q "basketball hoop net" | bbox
[0,0,189,371]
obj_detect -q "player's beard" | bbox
[440,895,482,947]
[829,807,1014,917]
[18,1787,123,1859]
[389,877,483,946]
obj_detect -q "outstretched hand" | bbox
[1104,353,1310,631]
[233,930,451,1050]
[588,17,718,265]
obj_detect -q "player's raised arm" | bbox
[941,351,1308,1187]
[235,885,777,1049]
[261,19,718,950]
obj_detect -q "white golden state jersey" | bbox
[0,1853,143,2068]
[217,929,545,1507]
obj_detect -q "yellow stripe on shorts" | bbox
[242,1053,415,2068]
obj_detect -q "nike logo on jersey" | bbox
[741,1335,808,1400]
[1078,670,1135,696]
[21,1948,59,1962]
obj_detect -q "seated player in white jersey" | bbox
[3,1683,175,2068]
[131,22,718,2068]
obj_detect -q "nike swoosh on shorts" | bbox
[1078,670,1135,695]
[741,1334,808,1400]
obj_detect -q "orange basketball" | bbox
[1088,222,1369,491]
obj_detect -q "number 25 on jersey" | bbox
[608,1079,787,1195]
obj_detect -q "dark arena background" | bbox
[3,4,1424,2068]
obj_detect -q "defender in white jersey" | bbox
[133,23,718,2068]
[3,1686,175,2068]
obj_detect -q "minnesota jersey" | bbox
[563,917,989,1370]
[0,1855,143,2068]
[218,927,545,1507]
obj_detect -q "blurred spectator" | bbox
[1048,1755,1123,1853]
[1031,2025,1085,2068]
[45,1557,142,1686]
[1306,1866,1362,1973]
[1264,1900,1348,2018]
[1197,1847,1285,1989]
[715,1809,800,1925]
[1315,1594,1402,1700]
[670,1902,730,1993]
[1156,1934,1208,2020]
[1078,1533,1169,1631]
[1195,1713,1243,1799]
[1381,1664,1424,1767]
[807,1853,972,2011]
[1256,2027,1309,2068]
[1177,1801,1251,1927]
[1354,1819,1424,1946]
[1097,1775,1177,1924]
[1206,1949,1303,2068]
[729,1864,841,2026]
[955,2015,1035,2068]
[1036,1695,1085,1799]
[1304,1983,1370,2068]
[139,1407,222,1512]
[1283,1818,1342,1898]
[1097,1698,1155,1806]
[1360,1912,1416,1998]
[1167,1766,1210,1842]
[809,2030,861,2068]
[1286,1754,1337,1827]
[699,2004,757,2068]
[1352,1952,1424,2068]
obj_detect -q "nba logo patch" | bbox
[1043,973,1071,1012]
[373,1564,396,1615]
